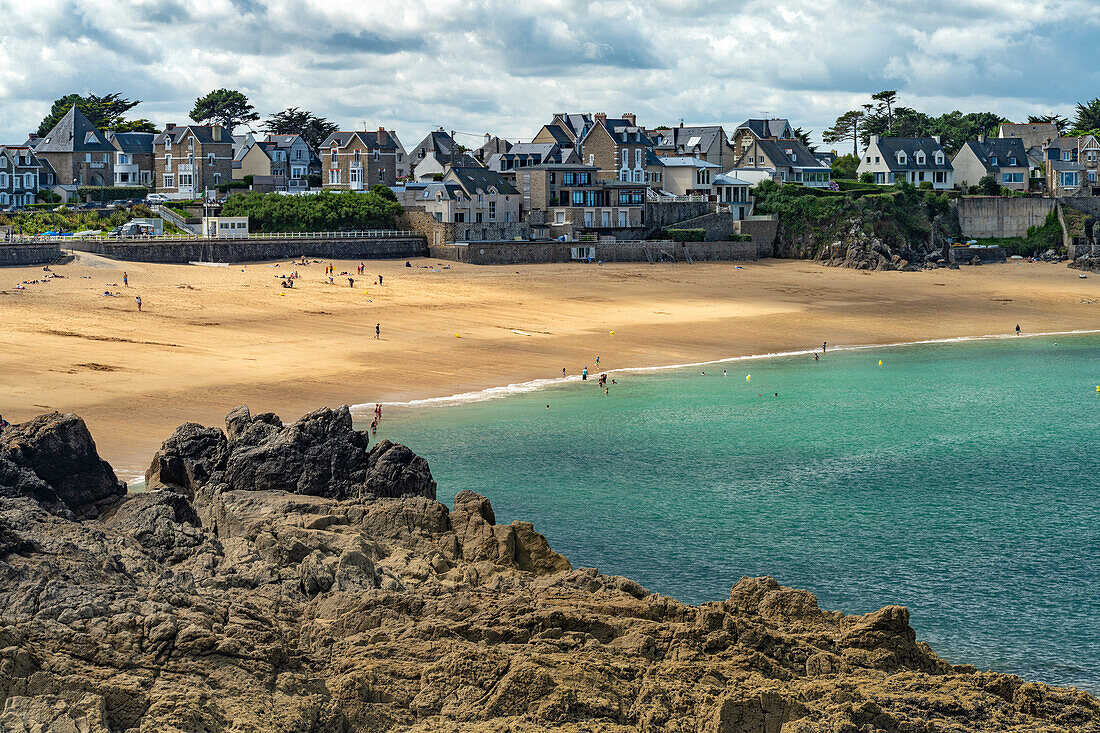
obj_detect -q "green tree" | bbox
[263,107,339,152]
[1071,98,1100,135]
[36,93,154,136]
[977,174,1000,196]
[792,127,817,153]
[368,184,397,201]
[823,110,863,157]
[831,153,859,180]
[871,90,898,133]
[190,89,259,132]
[859,171,875,184]
[1028,114,1069,134]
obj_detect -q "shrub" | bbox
[369,184,397,202]
[977,175,1000,196]
[36,190,61,203]
[307,174,321,188]
[242,174,254,186]
[730,233,753,242]
[831,154,859,181]
[665,228,706,242]
[919,181,934,190]
[1024,209,1063,252]
[219,190,403,232]
[858,172,875,184]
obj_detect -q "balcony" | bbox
[177,164,195,174]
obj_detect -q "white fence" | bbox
[15,229,424,243]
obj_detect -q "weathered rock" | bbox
[0,412,125,518]
[0,409,1094,732]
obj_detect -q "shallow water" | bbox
[374,334,1100,692]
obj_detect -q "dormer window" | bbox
[915,152,925,165]
[1009,157,1017,166]
[897,151,907,164]
[935,152,944,165]
[84,132,96,144]
[990,156,998,167]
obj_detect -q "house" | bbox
[487,143,580,175]
[576,113,654,183]
[731,118,795,160]
[0,146,50,206]
[734,137,832,187]
[815,150,839,168]
[152,123,234,198]
[654,125,738,170]
[998,122,1059,151]
[235,134,315,190]
[105,132,155,189]
[712,173,755,220]
[532,113,594,148]
[32,105,115,195]
[951,137,1029,191]
[1041,135,1100,195]
[651,156,719,196]
[516,163,598,215]
[401,166,523,243]
[857,136,953,189]
[515,161,646,239]
[477,134,512,163]
[319,129,401,190]
[408,129,484,181]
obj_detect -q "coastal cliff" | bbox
[0,408,1097,732]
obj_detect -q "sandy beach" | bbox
[1,253,1096,477]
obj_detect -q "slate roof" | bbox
[106,131,154,154]
[320,130,400,151]
[552,114,593,141]
[756,138,830,170]
[478,136,512,159]
[657,156,719,168]
[488,143,579,171]
[872,138,952,171]
[538,125,575,146]
[592,119,655,147]
[998,122,1059,150]
[446,167,518,196]
[154,125,231,146]
[34,106,114,154]
[955,138,1028,172]
[736,118,793,140]
[656,126,726,155]
[1050,159,1085,171]
[713,173,755,186]
[412,130,457,158]
[417,181,464,201]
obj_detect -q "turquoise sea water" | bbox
[372,334,1100,692]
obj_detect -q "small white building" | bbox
[712,173,755,219]
[202,216,249,238]
[858,135,954,189]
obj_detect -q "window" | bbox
[619,210,627,227]
[85,153,92,163]
[165,154,172,171]
[555,211,565,224]
[572,191,584,205]
[990,156,997,167]
[213,173,221,184]
[1063,151,1072,161]
[378,169,384,182]
[1009,157,1017,166]
[354,150,361,164]
[1002,172,1023,183]
[350,168,362,184]
[331,148,338,165]
[295,148,303,159]
[163,174,174,188]
[634,149,641,168]
[916,153,925,165]
[207,153,214,165]
[329,169,340,184]
[119,154,129,165]
[165,137,171,150]
[0,173,6,187]
[1089,170,1097,183]
[24,173,33,188]
[1060,171,1078,187]
[621,149,628,168]
[177,173,193,187]
[563,172,575,185]
[488,200,496,220]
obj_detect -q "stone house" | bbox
[409,129,470,181]
[734,137,832,187]
[654,125,738,170]
[105,132,155,189]
[235,134,315,191]
[319,129,400,190]
[731,118,795,161]
[577,113,653,183]
[857,136,953,189]
[476,135,512,164]
[153,124,234,198]
[400,166,524,243]
[0,146,50,206]
[516,163,599,216]
[951,137,1029,191]
[32,105,114,195]
[1041,135,1100,195]
[532,113,594,148]
[487,143,580,177]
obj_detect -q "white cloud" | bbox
[0,0,1097,148]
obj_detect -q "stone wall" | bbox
[947,245,1007,264]
[734,218,779,252]
[0,243,61,267]
[645,201,711,230]
[429,239,759,265]
[665,211,735,241]
[68,237,427,263]
[955,197,1056,238]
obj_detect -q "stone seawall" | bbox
[429,239,759,265]
[68,237,428,263]
[956,197,1055,239]
[0,243,61,267]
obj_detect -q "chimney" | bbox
[212,125,223,142]
[594,113,607,124]
[484,133,491,143]
[378,127,386,144]
[870,135,879,146]
[932,135,941,144]
[978,134,986,143]
[623,112,636,126]
[679,121,684,128]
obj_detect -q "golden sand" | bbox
[1,253,1096,476]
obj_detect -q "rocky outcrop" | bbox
[0,412,125,518]
[0,408,1095,732]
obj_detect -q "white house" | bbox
[857,136,954,189]
[712,173,755,219]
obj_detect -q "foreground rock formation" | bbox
[0,407,1097,732]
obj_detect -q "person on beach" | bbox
[822,341,827,353]
[122,272,128,287]
[375,324,380,339]
[349,277,354,288]
[595,356,600,366]
[562,368,566,378]
[378,275,383,286]
[1016,324,1021,335]
[814,353,819,361]
[370,418,378,435]
[135,296,142,312]
[0,415,9,434]
[582,366,588,381]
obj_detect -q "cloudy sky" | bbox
[1,0,1098,149]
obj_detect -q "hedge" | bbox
[665,228,706,242]
[730,233,753,242]
[77,186,148,201]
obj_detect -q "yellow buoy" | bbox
[878,360,883,366]
[609,330,614,336]
[455,333,461,338]
[746,375,751,381]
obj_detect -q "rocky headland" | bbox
[0,407,1096,732]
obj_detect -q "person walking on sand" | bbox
[135,296,142,312]
[822,341,827,353]
[562,368,566,378]
[595,356,600,366]
[582,366,588,381]
[375,323,380,339]
[378,274,383,286]
[349,277,354,288]
[1016,324,1021,336]
[122,272,128,287]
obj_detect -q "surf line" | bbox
[351,328,1100,413]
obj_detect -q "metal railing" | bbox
[23,229,424,242]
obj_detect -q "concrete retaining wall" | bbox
[645,201,711,230]
[429,239,759,265]
[948,246,1007,264]
[734,218,779,251]
[955,197,1055,238]
[0,243,61,267]
[667,211,736,241]
[68,237,428,263]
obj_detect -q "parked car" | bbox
[108,222,154,238]
[145,193,169,204]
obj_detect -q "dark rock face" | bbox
[0,412,125,518]
[0,409,1096,732]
